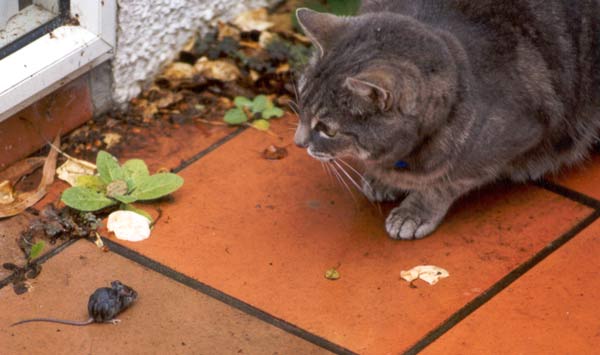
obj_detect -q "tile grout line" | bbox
[403,209,600,355]
[0,238,78,290]
[99,237,358,355]
[172,126,247,173]
[0,127,248,291]
[535,179,600,209]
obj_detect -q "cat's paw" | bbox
[362,177,402,202]
[385,206,443,240]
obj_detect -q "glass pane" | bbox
[0,0,68,59]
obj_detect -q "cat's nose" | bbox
[294,125,310,148]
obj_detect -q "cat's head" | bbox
[294,8,459,167]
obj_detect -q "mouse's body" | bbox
[11,280,137,327]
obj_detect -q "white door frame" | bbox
[0,0,116,122]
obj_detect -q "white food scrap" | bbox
[107,210,151,242]
[400,265,449,285]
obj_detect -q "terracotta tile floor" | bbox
[1,115,599,354]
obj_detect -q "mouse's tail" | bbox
[11,318,94,327]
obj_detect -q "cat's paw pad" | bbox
[362,177,402,202]
[385,207,440,240]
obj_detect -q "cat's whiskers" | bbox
[334,159,382,210]
[332,160,363,192]
[288,101,299,116]
[329,162,359,205]
[336,158,372,191]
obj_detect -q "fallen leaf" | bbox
[325,268,340,280]
[249,70,260,82]
[400,265,449,285]
[232,8,274,32]
[258,31,275,48]
[239,40,261,49]
[162,62,195,81]
[252,119,270,131]
[102,132,122,149]
[0,136,59,218]
[0,180,15,204]
[155,92,184,109]
[218,21,241,40]
[56,156,97,186]
[262,145,288,160]
[0,157,45,185]
[182,34,196,52]
[107,210,151,242]
[194,57,240,82]
[275,63,290,74]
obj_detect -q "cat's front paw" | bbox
[362,176,403,202]
[385,205,444,240]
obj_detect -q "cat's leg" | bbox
[385,183,470,240]
[362,175,404,202]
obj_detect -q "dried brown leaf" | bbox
[217,21,241,40]
[0,157,45,185]
[232,8,274,32]
[0,180,15,204]
[162,62,195,81]
[0,136,59,218]
[194,57,240,82]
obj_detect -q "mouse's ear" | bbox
[110,280,123,288]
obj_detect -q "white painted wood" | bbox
[0,0,116,122]
[0,1,19,28]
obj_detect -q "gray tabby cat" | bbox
[294,0,600,240]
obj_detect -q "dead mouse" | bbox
[11,280,137,327]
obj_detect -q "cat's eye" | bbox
[314,121,337,138]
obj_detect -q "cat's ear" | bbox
[344,75,393,112]
[296,8,345,57]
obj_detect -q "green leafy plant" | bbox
[224,95,284,131]
[28,241,45,261]
[61,151,184,219]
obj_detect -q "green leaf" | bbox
[234,96,253,108]
[28,241,45,260]
[122,204,153,222]
[61,186,118,211]
[75,175,106,192]
[252,119,270,131]
[224,108,248,125]
[262,107,284,119]
[112,195,138,204]
[251,95,269,114]
[130,173,184,201]
[123,159,150,178]
[96,151,124,184]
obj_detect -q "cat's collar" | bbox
[394,160,409,169]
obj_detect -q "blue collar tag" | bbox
[394,160,409,169]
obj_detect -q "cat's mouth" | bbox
[307,147,334,162]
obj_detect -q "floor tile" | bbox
[422,219,600,355]
[115,119,592,354]
[553,154,600,201]
[0,240,330,355]
[107,122,239,173]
